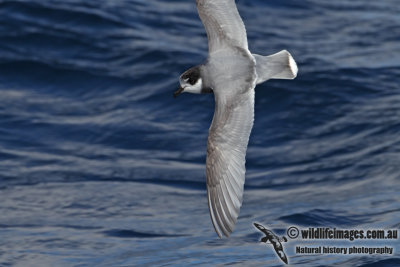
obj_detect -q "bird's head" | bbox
[174,66,203,98]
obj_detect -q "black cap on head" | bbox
[181,66,200,85]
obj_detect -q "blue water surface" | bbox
[0,0,399,266]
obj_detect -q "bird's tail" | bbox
[253,50,298,85]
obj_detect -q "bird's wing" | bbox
[273,244,289,264]
[206,83,255,237]
[196,0,248,54]
[254,223,272,236]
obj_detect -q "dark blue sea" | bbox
[0,0,399,266]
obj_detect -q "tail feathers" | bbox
[254,50,298,84]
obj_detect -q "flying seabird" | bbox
[254,223,289,264]
[174,0,298,238]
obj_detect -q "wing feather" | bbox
[206,89,255,237]
[216,186,234,231]
[196,0,248,54]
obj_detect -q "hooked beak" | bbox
[173,86,184,98]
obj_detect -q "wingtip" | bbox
[207,185,239,238]
[287,51,298,79]
[281,50,298,79]
[253,222,264,230]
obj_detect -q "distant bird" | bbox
[174,0,298,237]
[254,223,289,264]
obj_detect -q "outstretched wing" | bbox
[272,243,289,264]
[196,0,248,54]
[206,87,255,237]
[254,222,270,235]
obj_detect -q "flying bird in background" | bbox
[254,223,289,264]
[174,0,298,237]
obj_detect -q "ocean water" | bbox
[0,0,399,266]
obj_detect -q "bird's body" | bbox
[175,0,298,238]
[254,223,289,264]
